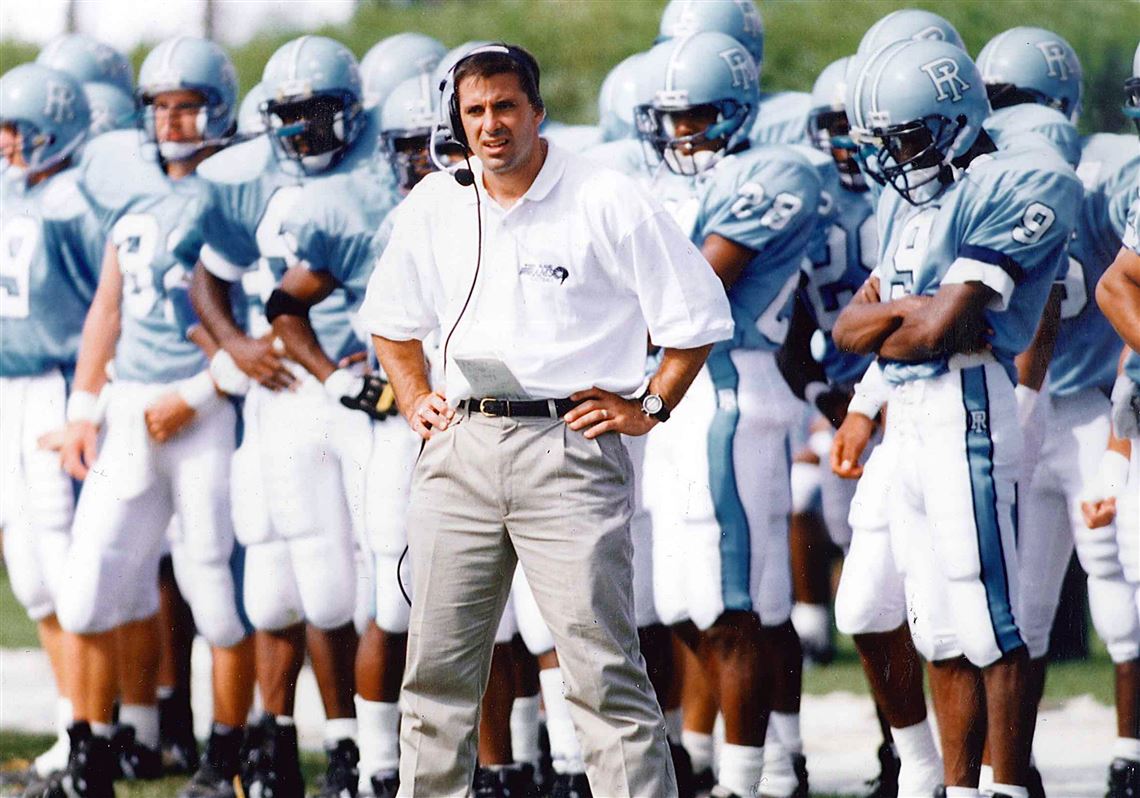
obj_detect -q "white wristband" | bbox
[209,350,250,397]
[66,390,99,424]
[323,368,363,401]
[176,370,219,411]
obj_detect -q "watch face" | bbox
[643,394,664,415]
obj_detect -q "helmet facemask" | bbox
[139,89,215,162]
[859,114,965,205]
[381,126,464,192]
[264,92,360,175]
[634,98,750,176]
[807,107,866,191]
[1,117,80,178]
[1125,76,1140,136]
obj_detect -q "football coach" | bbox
[359,43,732,796]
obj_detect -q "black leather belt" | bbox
[459,397,580,418]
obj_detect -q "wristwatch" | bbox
[639,391,671,423]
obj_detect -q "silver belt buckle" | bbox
[479,397,500,417]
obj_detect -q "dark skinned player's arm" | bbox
[832,275,930,355]
[1097,246,1140,352]
[701,232,753,291]
[877,281,995,362]
[1014,285,1062,391]
[190,261,295,391]
[269,266,339,382]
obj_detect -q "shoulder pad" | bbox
[1077,133,1137,191]
[985,105,1081,169]
[77,129,164,214]
[40,167,91,220]
[197,135,276,185]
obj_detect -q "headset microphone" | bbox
[454,166,475,186]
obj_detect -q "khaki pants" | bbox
[397,410,677,797]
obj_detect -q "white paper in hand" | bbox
[454,354,530,399]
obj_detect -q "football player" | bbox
[795,54,946,798]
[836,39,1083,797]
[656,0,812,147]
[35,33,133,97]
[635,31,823,798]
[0,62,101,786]
[359,31,446,110]
[81,82,136,137]
[46,37,254,798]
[182,35,394,798]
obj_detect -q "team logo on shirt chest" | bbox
[519,262,570,285]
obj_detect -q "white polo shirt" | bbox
[359,141,733,401]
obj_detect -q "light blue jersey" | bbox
[750,91,812,146]
[795,146,877,387]
[1049,133,1137,397]
[875,143,1083,385]
[985,104,1082,169]
[77,130,227,383]
[686,145,822,352]
[282,168,398,312]
[0,167,104,377]
[180,111,385,363]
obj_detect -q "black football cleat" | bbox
[23,723,115,798]
[312,739,359,798]
[177,726,243,798]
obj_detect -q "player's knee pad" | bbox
[242,541,305,631]
[790,461,822,516]
[289,534,356,630]
[1086,569,1140,663]
[835,526,906,635]
[2,525,55,621]
[513,570,554,656]
[946,575,1016,667]
[1074,523,1127,581]
[171,545,248,648]
[373,551,411,634]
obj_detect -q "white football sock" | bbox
[510,695,541,767]
[768,711,802,754]
[90,722,113,739]
[682,730,714,774]
[1115,736,1140,762]
[991,784,1028,798]
[891,719,942,795]
[718,742,764,797]
[119,704,159,750]
[356,696,400,788]
[978,763,995,793]
[943,788,981,798]
[325,717,357,745]
[761,741,799,797]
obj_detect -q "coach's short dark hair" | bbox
[453,45,544,114]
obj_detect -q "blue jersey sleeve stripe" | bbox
[706,349,753,615]
[960,365,1025,657]
[959,244,1025,283]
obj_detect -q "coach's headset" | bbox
[396,44,544,608]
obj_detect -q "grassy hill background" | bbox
[1,0,1136,136]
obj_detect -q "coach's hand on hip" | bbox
[565,387,655,438]
[408,389,455,440]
